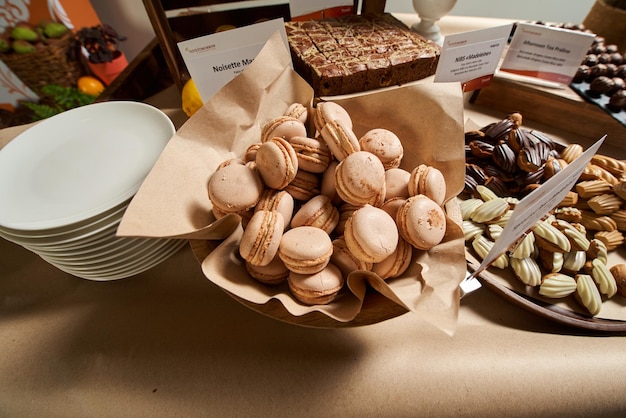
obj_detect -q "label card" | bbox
[499,22,595,86]
[434,24,513,92]
[178,18,288,102]
[473,135,606,276]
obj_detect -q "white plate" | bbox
[50,239,186,281]
[0,101,174,231]
[41,236,171,269]
[0,197,131,239]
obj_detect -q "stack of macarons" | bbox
[208,101,449,305]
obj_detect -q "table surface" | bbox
[1,14,625,418]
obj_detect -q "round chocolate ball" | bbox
[584,54,599,67]
[609,52,623,65]
[599,53,612,64]
[608,89,626,111]
[589,76,614,96]
[588,63,608,80]
[610,77,626,94]
[605,44,620,54]
[589,44,606,55]
[573,65,590,83]
[617,64,626,79]
[606,63,619,78]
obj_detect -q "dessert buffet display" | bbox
[285,13,440,96]
[462,113,626,326]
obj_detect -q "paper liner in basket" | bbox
[118,32,467,334]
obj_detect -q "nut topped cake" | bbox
[285,14,440,96]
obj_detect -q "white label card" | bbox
[435,24,512,91]
[500,22,595,86]
[177,18,289,102]
[474,135,607,275]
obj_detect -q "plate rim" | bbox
[0,101,174,231]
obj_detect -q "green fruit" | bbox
[43,22,68,39]
[11,26,38,42]
[12,39,35,53]
[0,37,10,53]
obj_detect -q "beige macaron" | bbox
[284,169,321,201]
[255,189,294,229]
[255,137,298,190]
[380,197,407,221]
[288,263,344,305]
[334,203,360,236]
[291,194,339,234]
[320,160,342,205]
[314,101,353,133]
[208,163,264,214]
[239,210,285,267]
[358,128,404,169]
[284,102,308,124]
[278,226,333,274]
[344,205,399,263]
[396,195,446,250]
[385,168,411,200]
[260,116,307,143]
[320,119,360,161]
[408,164,447,206]
[246,256,289,285]
[335,151,386,206]
[288,135,332,173]
[372,237,413,280]
[331,237,373,277]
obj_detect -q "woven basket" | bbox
[0,31,87,93]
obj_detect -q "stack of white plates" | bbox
[0,101,185,281]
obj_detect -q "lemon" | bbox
[181,78,203,117]
[77,76,104,96]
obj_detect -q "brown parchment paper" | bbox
[118,32,467,334]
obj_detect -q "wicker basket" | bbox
[0,31,87,93]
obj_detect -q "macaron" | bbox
[320,160,342,205]
[288,263,344,305]
[408,164,447,206]
[372,237,413,280]
[344,205,399,263]
[208,163,264,214]
[335,151,386,206]
[380,197,407,221]
[260,116,307,143]
[320,119,360,161]
[334,203,360,236]
[244,142,262,162]
[358,128,404,169]
[284,169,320,201]
[278,226,333,274]
[331,237,372,277]
[396,195,446,250]
[314,101,353,133]
[246,255,289,285]
[284,102,308,123]
[291,194,339,234]
[239,210,285,267]
[255,137,298,190]
[384,168,411,200]
[255,189,294,229]
[288,135,332,173]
